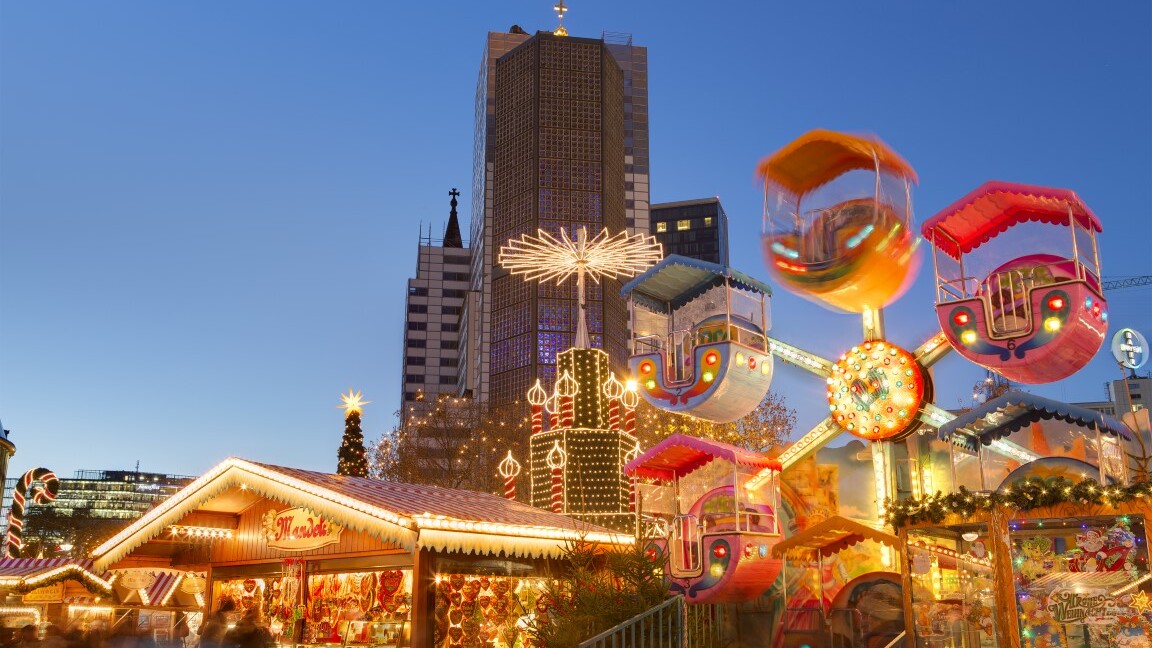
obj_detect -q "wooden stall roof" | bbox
[92,458,631,570]
[772,515,899,559]
[0,557,113,594]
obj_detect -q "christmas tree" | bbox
[337,390,371,477]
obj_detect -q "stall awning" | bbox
[921,181,1101,260]
[939,390,1132,452]
[92,458,631,570]
[772,516,899,559]
[624,433,781,481]
[111,568,200,607]
[0,558,112,594]
[621,255,772,314]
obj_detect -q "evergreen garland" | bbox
[885,477,1152,530]
[337,410,370,477]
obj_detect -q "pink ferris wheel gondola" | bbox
[921,181,1108,384]
[625,434,783,603]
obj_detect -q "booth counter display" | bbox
[303,570,412,648]
[432,574,547,648]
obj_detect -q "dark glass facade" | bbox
[487,33,629,406]
[650,197,730,265]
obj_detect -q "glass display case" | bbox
[908,524,998,648]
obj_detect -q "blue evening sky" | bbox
[1,1,1149,478]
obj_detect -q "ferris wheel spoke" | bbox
[914,331,953,368]
[779,416,841,471]
[767,337,834,377]
[918,403,956,429]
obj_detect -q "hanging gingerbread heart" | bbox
[478,596,491,609]
[479,577,490,590]
[492,581,509,598]
[469,579,481,593]
[492,598,509,614]
[449,575,465,591]
[450,593,462,606]
[448,627,463,642]
[461,583,477,602]
[461,600,477,617]
[449,610,463,625]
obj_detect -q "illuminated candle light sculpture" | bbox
[546,441,567,513]
[498,451,522,501]
[603,373,624,430]
[547,391,560,430]
[527,380,548,435]
[622,380,640,436]
[557,371,579,428]
[624,441,641,513]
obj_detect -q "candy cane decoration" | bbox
[497,451,522,501]
[546,441,567,513]
[527,380,547,435]
[6,467,60,558]
[557,371,578,428]
[603,374,624,430]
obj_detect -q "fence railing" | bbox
[578,595,735,648]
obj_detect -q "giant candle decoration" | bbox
[557,371,579,428]
[546,441,567,513]
[527,380,548,435]
[603,373,624,430]
[497,451,522,501]
[622,381,639,436]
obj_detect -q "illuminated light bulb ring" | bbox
[827,342,927,441]
[6,468,60,558]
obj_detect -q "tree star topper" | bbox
[499,227,662,347]
[338,389,370,416]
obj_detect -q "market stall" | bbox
[887,392,1142,648]
[90,458,630,648]
[0,557,113,634]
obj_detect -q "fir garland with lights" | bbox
[885,477,1152,530]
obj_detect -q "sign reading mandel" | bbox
[261,507,343,551]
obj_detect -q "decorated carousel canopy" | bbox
[939,390,1132,452]
[92,458,630,570]
[771,515,899,559]
[624,433,781,481]
[921,180,1102,260]
[755,129,918,196]
[0,558,112,595]
[621,255,773,314]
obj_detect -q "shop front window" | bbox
[433,574,549,648]
[1011,514,1150,648]
[908,524,997,647]
[304,571,412,647]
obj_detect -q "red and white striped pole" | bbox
[546,441,567,513]
[557,371,578,428]
[527,380,547,435]
[625,441,640,513]
[497,451,522,501]
[603,374,624,430]
[622,381,639,437]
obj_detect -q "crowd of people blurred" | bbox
[0,602,272,648]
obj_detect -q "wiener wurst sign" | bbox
[260,507,343,551]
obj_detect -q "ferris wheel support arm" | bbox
[914,331,953,368]
[767,337,834,377]
[918,403,956,429]
[779,417,841,471]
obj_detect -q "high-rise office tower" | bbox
[400,191,471,424]
[465,28,649,406]
[650,197,730,265]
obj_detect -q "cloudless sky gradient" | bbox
[1,1,1149,478]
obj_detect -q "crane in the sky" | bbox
[1104,275,1152,291]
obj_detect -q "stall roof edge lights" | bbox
[938,390,1132,452]
[93,457,628,570]
[0,558,112,594]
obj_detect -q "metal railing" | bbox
[578,595,735,648]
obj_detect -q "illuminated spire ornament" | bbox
[499,227,662,347]
[553,0,569,36]
[338,389,371,416]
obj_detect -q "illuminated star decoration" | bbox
[499,227,662,348]
[338,389,371,417]
[1131,591,1152,614]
